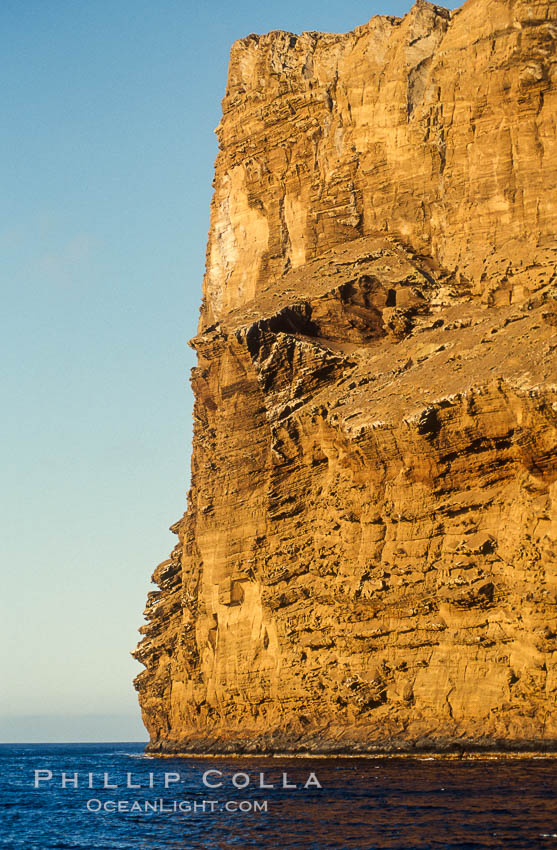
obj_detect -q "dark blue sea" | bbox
[1,743,556,849]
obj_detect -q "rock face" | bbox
[134,0,557,754]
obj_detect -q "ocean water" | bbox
[1,743,556,849]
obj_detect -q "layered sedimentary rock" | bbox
[134,0,557,754]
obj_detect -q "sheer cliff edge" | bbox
[133,0,557,755]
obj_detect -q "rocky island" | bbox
[134,0,557,755]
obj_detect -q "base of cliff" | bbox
[144,731,557,758]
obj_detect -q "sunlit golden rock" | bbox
[134,0,557,755]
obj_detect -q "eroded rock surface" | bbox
[134,0,557,754]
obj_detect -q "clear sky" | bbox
[1,0,461,743]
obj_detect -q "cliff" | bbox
[133,0,557,755]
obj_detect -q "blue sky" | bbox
[1,0,460,743]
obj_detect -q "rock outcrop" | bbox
[134,0,557,754]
